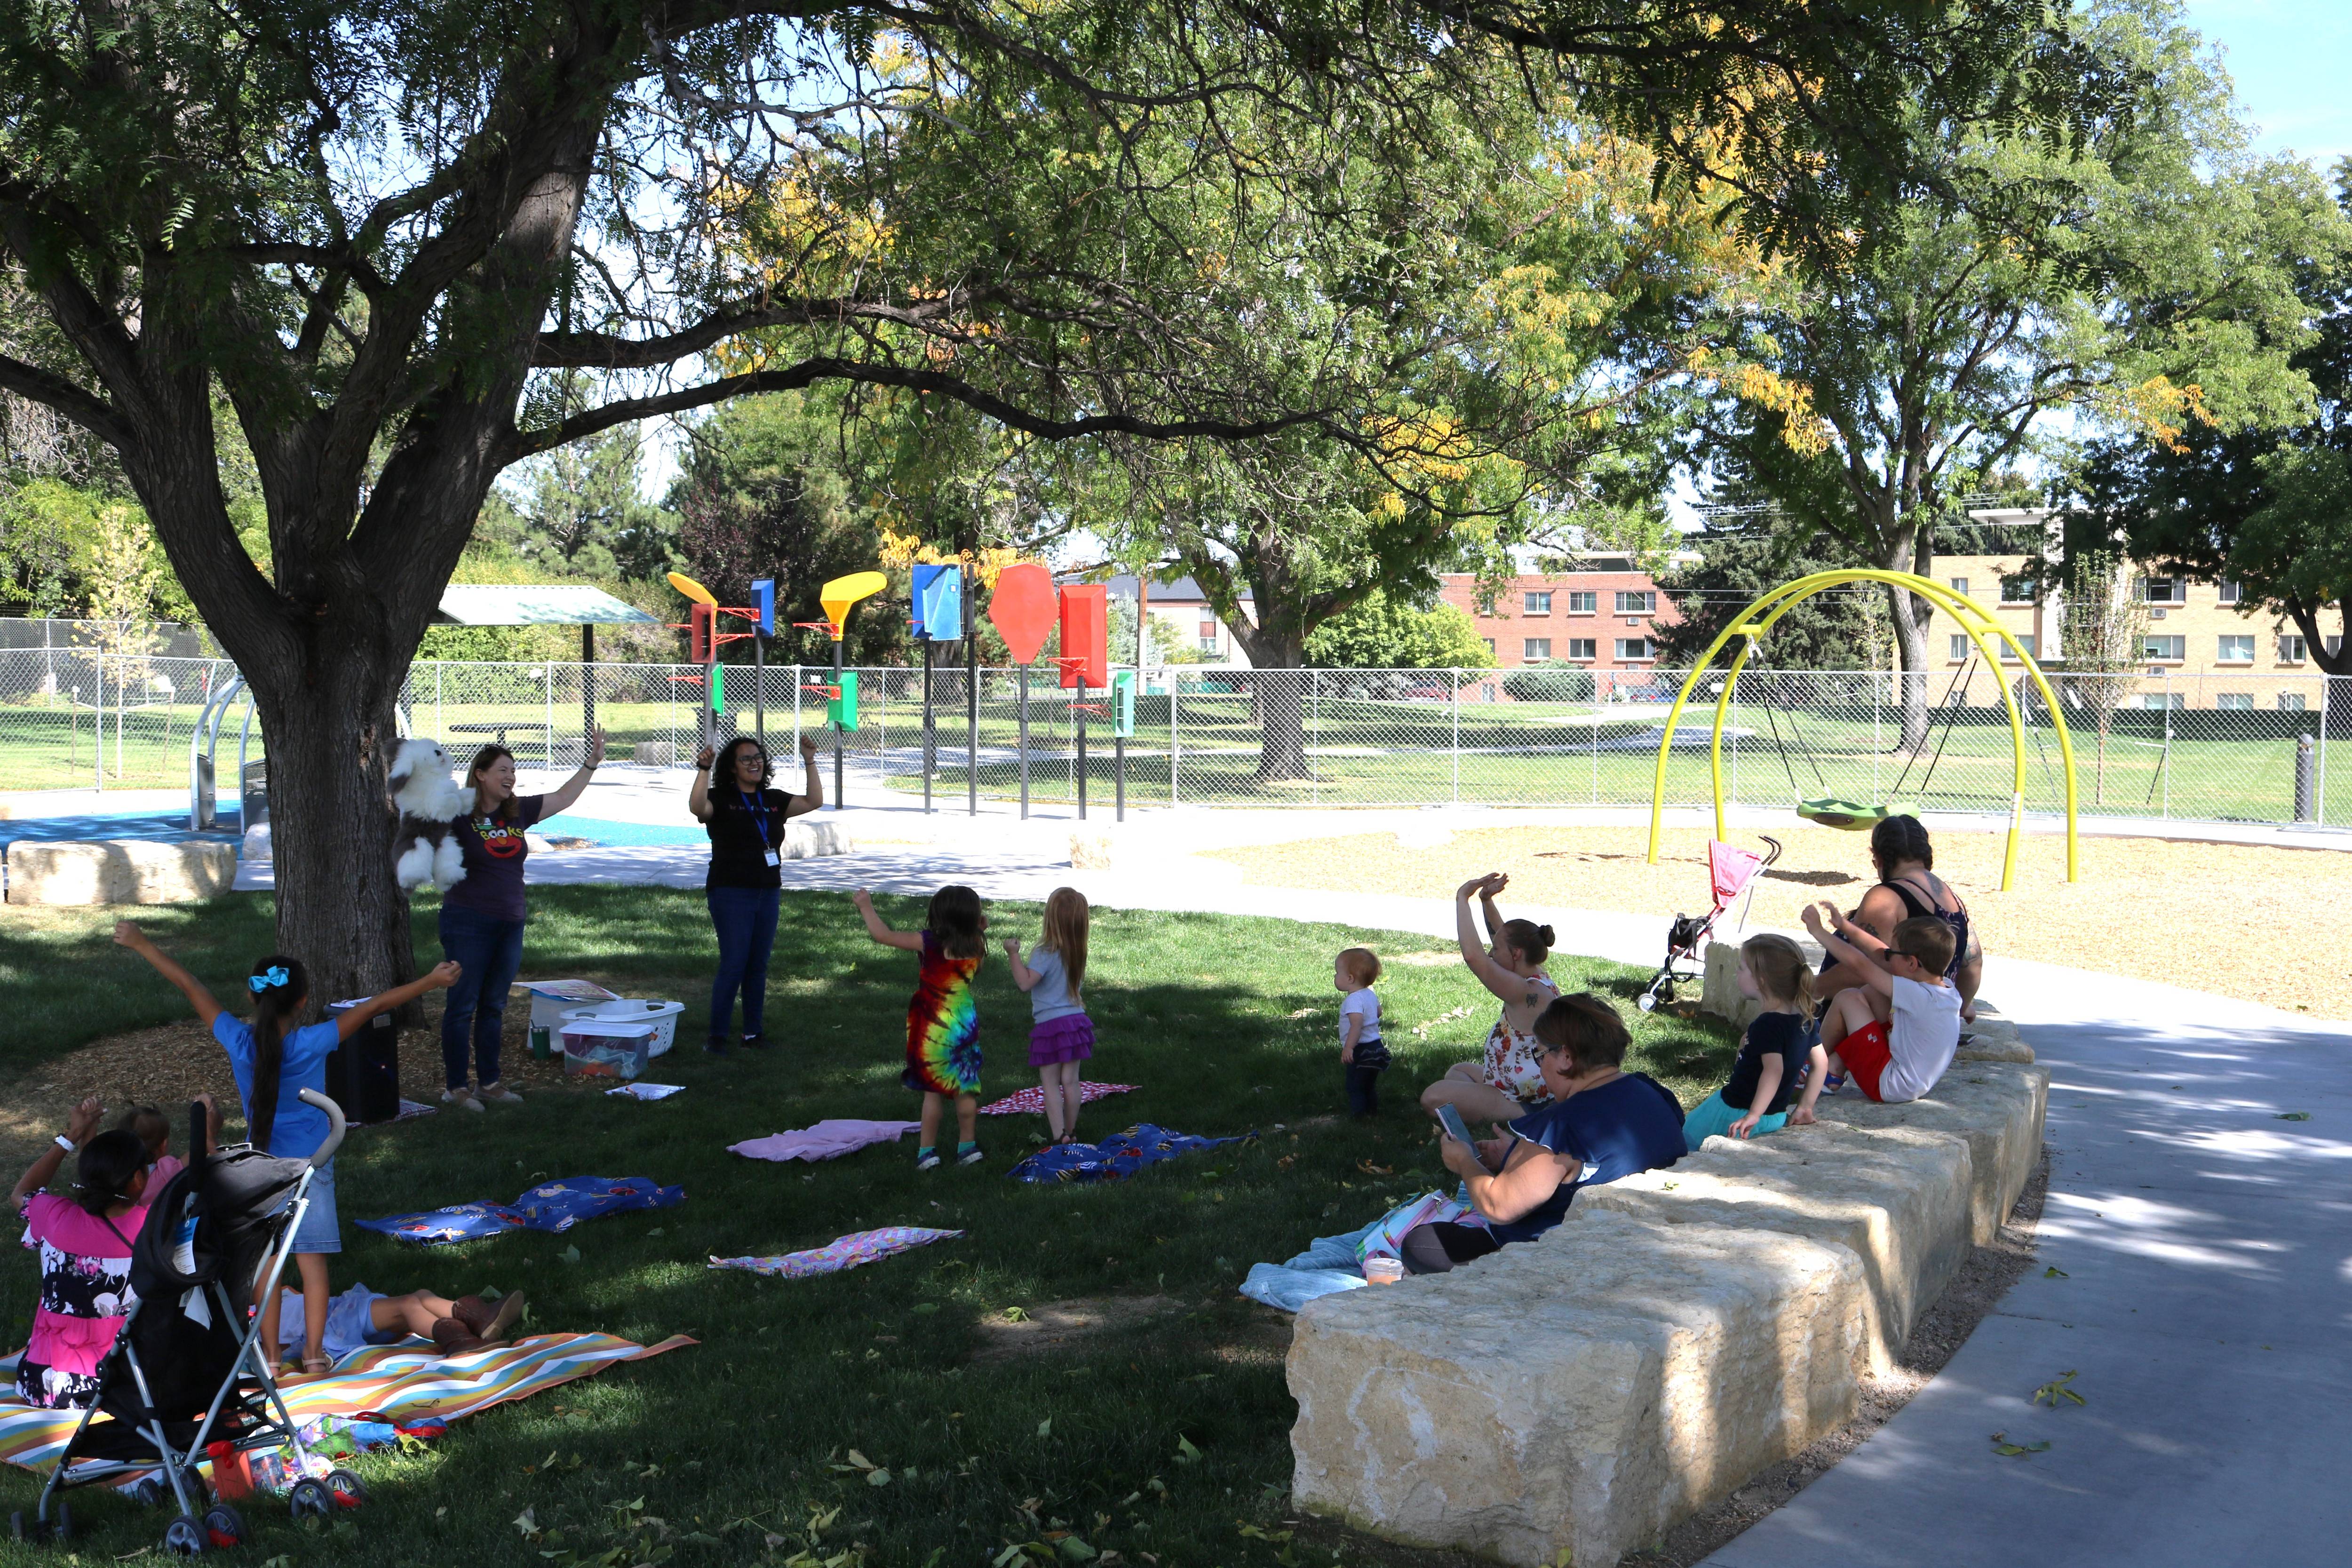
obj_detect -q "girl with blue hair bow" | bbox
[113,922,458,1377]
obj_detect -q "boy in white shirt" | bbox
[1788,905,1962,1119]
[1335,947,1388,1119]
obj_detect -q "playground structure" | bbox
[1645,569,2081,891]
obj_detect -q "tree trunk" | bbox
[1251,661,1311,782]
[249,663,418,1010]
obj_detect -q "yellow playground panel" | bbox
[1645,569,2079,891]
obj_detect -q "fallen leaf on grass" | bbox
[2276,1112,2312,1122]
[1989,1432,2050,1457]
[1173,1435,1201,1465]
[514,1508,541,1538]
[2043,1266,2068,1278]
[558,1244,582,1265]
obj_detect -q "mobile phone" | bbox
[1435,1104,1474,1147]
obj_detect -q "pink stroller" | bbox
[1637,836,1781,1013]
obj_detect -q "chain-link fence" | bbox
[3,644,2344,828]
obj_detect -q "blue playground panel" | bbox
[0,807,699,852]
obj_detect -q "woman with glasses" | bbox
[689,732,825,1053]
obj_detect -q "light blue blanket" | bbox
[1238,1215,1383,1313]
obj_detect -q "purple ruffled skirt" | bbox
[1028,1013,1096,1067]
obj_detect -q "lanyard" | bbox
[738,789,773,846]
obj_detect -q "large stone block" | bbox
[786,818,852,859]
[1290,1210,1867,1568]
[6,839,238,904]
[1579,1122,1973,1375]
[1813,1062,2048,1246]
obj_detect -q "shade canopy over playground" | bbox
[1645,569,2080,891]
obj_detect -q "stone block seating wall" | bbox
[786,818,852,860]
[6,839,238,904]
[1287,1022,2048,1568]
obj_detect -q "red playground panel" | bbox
[1058,583,1108,689]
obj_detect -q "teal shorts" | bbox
[1683,1089,1787,1152]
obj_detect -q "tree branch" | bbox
[502,358,1338,461]
[0,350,132,449]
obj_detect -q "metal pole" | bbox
[832,639,845,810]
[545,657,555,769]
[1169,670,1179,805]
[1018,663,1031,819]
[2321,676,2335,827]
[965,563,978,817]
[1452,669,1461,805]
[754,631,765,744]
[1076,671,1088,819]
[582,625,596,746]
[922,637,934,813]
[1116,729,1126,820]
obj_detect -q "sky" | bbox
[2185,1,2352,166]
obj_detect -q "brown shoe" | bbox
[429,1317,491,1355]
[451,1291,526,1342]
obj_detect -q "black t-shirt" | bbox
[1722,1011,1808,1114]
[705,788,805,889]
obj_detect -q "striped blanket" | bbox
[0,1332,693,1480]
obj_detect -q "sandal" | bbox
[298,1356,332,1380]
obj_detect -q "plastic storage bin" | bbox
[559,1019,655,1080]
[559,999,684,1057]
[522,980,621,1058]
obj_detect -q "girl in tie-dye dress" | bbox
[853,884,988,1170]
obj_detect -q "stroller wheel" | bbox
[162,1514,206,1556]
[132,1476,167,1510]
[202,1504,249,1549]
[325,1467,369,1508]
[286,1477,333,1522]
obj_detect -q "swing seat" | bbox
[1797,796,1891,830]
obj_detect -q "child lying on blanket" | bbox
[276,1281,529,1367]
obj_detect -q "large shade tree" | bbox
[0,0,2123,996]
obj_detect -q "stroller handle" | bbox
[296,1088,347,1168]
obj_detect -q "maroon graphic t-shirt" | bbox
[443,794,545,922]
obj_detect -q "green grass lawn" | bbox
[0,888,1733,1568]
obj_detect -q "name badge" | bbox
[763,850,781,867]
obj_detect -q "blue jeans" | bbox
[438,905,526,1090]
[707,886,781,1041]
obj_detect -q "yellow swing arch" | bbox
[1644,570,2080,891]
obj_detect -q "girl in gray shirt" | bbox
[1004,887,1096,1144]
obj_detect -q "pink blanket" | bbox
[977,1083,1139,1117]
[729,1119,919,1162]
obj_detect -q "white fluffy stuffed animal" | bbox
[389,738,469,890]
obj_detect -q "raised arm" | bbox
[334,962,462,1040]
[540,725,606,817]
[1456,879,1541,1007]
[1478,873,1509,945]
[1801,903,1893,998]
[784,733,824,819]
[687,743,717,821]
[113,921,225,1027]
[11,1097,103,1210]
[852,888,925,952]
[1002,937,1041,990]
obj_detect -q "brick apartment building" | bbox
[1436,551,1694,695]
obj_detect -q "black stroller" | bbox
[13,1090,367,1554]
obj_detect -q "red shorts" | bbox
[1835,1020,1893,1102]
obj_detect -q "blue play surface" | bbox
[0,806,700,851]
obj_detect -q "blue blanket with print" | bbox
[358,1176,683,1244]
[1008,1124,1250,1184]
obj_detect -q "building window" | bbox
[1197,616,1219,652]
[2281,692,2309,712]
[1949,634,1970,661]
[2140,692,2186,711]
[1482,638,1496,657]
[1999,573,2038,605]
[1565,638,1597,661]
[2216,693,2255,711]
[1616,637,1656,661]
[1999,635,2037,662]
[2218,580,2241,605]
[1567,590,1597,614]
[1948,576,1971,597]
[1523,638,1551,661]
[2136,575,2185,604]
[1524,591,1553,615]
[1614,590,1656,614]
[2280,635,2309,665]
[2217,635,2255,663]
[2142,634,2186,661]
[2328,636,2343,657]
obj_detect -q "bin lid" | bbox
[560,1020,656,1040]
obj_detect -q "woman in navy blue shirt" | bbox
[1405,993,1685,1274]
[688,732,823,1053]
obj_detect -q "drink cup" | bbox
[1362,1255,1405,1284]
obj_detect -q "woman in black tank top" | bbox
[1815,816,1982,1020]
